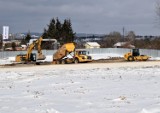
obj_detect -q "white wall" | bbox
[0,48,160,59]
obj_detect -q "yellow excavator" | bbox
[15,37,46,64]
[124,48,150,61]
[53,43,92,64]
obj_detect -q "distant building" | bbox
[14,33,25,40]
[114,42,135,48]
[31,35,39,39]
[3,40,21,46]
[84,42,100,49]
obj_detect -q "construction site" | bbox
[1,37,160,113]
[0,36,159,66]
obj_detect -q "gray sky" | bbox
[0,0,159,35]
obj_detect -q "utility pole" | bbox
[122,27,125,42]
[0,34,2,50]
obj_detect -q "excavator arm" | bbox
[15,37,46,63]
[26,37,44,60]
[36,37,45,60]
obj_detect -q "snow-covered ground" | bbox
[1,54,160,113]
[0,57,15,65]
[0,62,160,113]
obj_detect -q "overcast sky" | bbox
[0,0,159,35]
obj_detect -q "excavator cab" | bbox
[30,53,37,61]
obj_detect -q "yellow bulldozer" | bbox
[124,48,150,61]
[15,37,46,64]
[53,43,92,64]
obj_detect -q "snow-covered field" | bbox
[0,61,160,113]
[1,54,160,113]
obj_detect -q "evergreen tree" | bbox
[42,28,48,39]
[47,18,56,39]
[61,19,75,44]
[55,18,62,41]
[42,17,75,45]
[25,33,31,43]
[61,19,68,44]
[67,19,75,42]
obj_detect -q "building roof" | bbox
[114,42,135,48]
[114,42,126,47]
[85,42,100,47]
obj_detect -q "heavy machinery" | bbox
[53,43,92,64]
[15,37,46,64]
[124,48,150,61]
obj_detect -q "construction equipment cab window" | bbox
[77,51,88,55]
[132,49,140,56]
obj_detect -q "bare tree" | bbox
[101,32,122,48]
[126,31,136,44]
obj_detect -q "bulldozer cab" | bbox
[132,49,140,56]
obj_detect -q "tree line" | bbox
[42,18,75,45]
[99,31,160,49]
[76,31,160,50]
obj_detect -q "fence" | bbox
[0,48,160,59]
[86,48,160,58]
